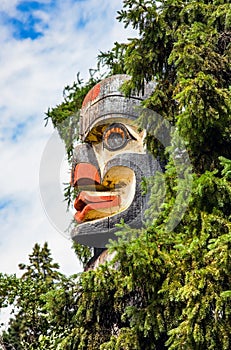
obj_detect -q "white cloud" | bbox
[0,0,19,14]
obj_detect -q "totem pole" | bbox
[71,75,158,268]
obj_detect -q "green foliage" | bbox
[104,0,231,172]
[219,156,231,179]
[71,242,92,267]
[98,42,127,75]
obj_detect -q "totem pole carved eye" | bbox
[103,123,131,151]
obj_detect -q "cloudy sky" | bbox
[0,0,135,281]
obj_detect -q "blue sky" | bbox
[1,1,50,39]
[0,0,135,324]
[1,0,90,40]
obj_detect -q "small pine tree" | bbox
[1,243,63,350]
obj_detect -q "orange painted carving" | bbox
[82,83,101,107]
[74,191,121,223]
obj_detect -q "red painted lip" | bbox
[74,191,120,223]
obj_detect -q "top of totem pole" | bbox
[79,74,154,141]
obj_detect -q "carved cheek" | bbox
[102,166,136,212]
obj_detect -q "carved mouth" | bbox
[74,191,121,223]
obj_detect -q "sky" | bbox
[0,0,135,289]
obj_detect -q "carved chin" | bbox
[74,166,136,224]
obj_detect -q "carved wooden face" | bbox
[71,75,157,247]
[73,119,145,222]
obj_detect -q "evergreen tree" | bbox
[43,1,231,348]
[0,243,64,350]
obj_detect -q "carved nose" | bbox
[73,163,101,186]
[71,143,101,186]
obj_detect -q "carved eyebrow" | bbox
[103,123,136,141]
[104,126,126,139]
